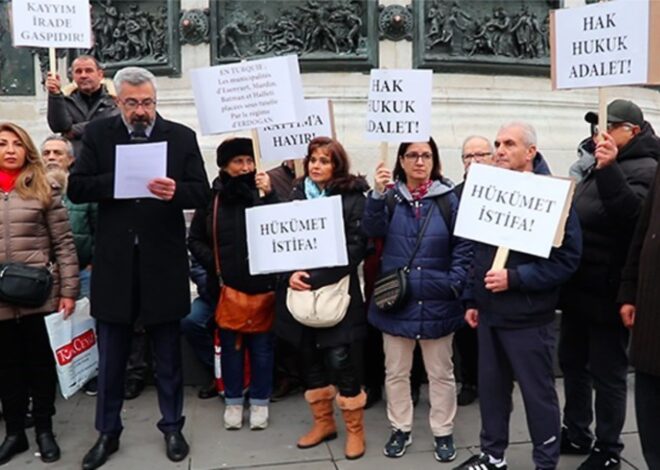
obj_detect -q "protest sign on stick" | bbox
[551,0,660,141]
[245,196,348,275]
[11,0,92,73]
[256,98,335,162]
[190,55,305,136]
[454,164,575,264]
[365,69,433,144]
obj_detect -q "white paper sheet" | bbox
[113,142,167,199]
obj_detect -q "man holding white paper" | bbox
[68,67,209,470]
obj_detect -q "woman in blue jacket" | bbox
[362,138,471,463]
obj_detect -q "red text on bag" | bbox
[55,329,96,366]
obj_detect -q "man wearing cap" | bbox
[559,99,660,469]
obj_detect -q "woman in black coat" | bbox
[275,137,369,460]
[188,138,277,432]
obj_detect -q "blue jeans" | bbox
[219,329,274,406]
[181,297,216,371]
[79,268,91,300]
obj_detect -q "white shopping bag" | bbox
[44,298,98,399]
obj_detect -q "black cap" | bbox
[216,137,254,168]
[584,99,644,127]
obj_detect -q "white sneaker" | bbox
[249,405,269,430]
[224,405,243,430]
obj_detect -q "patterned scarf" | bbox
[408,180,433,219]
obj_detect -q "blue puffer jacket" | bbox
[363,180,472,339]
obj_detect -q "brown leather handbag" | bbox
[211,194,274,334]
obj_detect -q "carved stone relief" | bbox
[210,0,378,72]
[70,0,181,77]
[415,0,561,75]
[0,0,35,95]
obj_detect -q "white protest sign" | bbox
[551,0,660,89]
[256,99,334,162]
[365,69,432,143]
[454,164,574,258]
[190,55,305,135]
[246,196,348,275]
[11,0,92,49]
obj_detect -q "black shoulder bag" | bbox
[372,202,436,312]
[0,263,53,308]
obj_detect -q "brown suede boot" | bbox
[297,385,338,449]
[336,390,367,460]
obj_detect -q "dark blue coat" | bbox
[464,153,583,328]
[363,180,472,339]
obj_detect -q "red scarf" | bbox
[408,180,433,219]
[0,169,21,193]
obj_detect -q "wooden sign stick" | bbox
[251,128,265,197]
[491,246,510,271]
[597,87,607,143]
[48,47,56,75]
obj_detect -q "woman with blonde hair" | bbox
[0,123,79,465]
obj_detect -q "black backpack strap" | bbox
[433,193,454,232]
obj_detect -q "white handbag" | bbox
[286,275,351,328]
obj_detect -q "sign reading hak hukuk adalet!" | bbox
[551,0,660,89]
[245,196,348,275]
[11,0,92,49]
[365,69,432,143]
[190,54,305,135]
[256,98,335,162]
[454,164,575,259]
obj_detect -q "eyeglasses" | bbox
[591,122,635,135]
[462,151,491,161]
[403,152,433,161]
[120,98,156,110]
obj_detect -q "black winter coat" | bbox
[619,164,660,376]
[68,114,210,325]
[188,172,278,303]
[275,175,369,349]
[561,123,660,323]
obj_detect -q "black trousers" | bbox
[299,329,360,397]
[635,371,660,470]
[559,310,629,454]
[0,315,57,435]
[454,323,478,386]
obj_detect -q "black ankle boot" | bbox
[36,431,61,463]
[0,432,29,465]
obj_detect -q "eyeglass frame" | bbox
[118,98,157,110]
[462,151,492,161]
[402,151,433,161]
[590,121,636,136]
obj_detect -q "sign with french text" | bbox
[454,164,574,258]
[11,0,92,49]
[257,99,334,162]
[365,69,432,142]
[551,0,660,89]
[245,196,348,275]
[190,55,305,135]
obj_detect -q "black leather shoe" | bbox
[81,434,119,470]
[197,381,218,400]
[164,431,189,462]
[36,431,60,463]
[124,379,144,400]
[0,432,29,465]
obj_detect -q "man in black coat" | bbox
[46,55,119,157]
[68,66,210,470]
[559,100,659,470]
